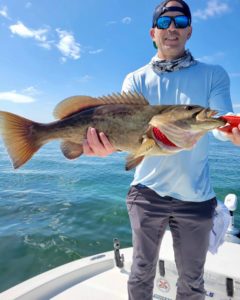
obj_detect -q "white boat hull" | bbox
[1,231,240,300]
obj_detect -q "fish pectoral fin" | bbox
[60,141,83,159]
[125,155,144,171]
[135,138,156,157]
[125,138,156,171]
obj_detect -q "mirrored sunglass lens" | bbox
[157,17,171,29]
[174,16,189,28]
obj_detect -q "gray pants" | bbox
[127,185,217,300]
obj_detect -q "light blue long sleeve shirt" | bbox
[121,59,233,202]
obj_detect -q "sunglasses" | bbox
[156,15,190,29]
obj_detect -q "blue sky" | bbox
[0,0,239,122]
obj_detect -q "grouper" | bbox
[0,92,226,170]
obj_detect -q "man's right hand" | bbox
[82,127,116,157]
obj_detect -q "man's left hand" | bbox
[226,125,240,146]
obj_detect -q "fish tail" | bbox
[0,111,43,169]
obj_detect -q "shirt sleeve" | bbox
[209,65,233,115]
[209,66,234,141]
[121,72,138,94]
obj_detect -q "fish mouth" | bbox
[196,108,218,121]
[207,109,218,118]
[195,108,226,128]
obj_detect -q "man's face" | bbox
[150,1,192,59]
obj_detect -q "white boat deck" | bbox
[1,231,240,300]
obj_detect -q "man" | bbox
[83,1,240,299]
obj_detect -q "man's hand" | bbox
[82,127,116,157]
[226,125,240,146]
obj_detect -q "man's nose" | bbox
[168,20,176,30]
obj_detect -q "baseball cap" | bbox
[152,0,192,28]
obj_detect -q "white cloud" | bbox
[107,17,132,26]
[197,52,225,63]
[25,2,32,9]
[121,17,132,25]
[59,57,67,64]
[21,86,41,96]
[106,21,117,26]
[89,48,103,55]
[9,21,51,49]
[77,75,93,83]
[0,91,35,103]
[229,73,240,78]
[56,29,81,61]
[193,0,230,20]
[9,22,82,62]
[38,41,53,50]
[0,5,10,19]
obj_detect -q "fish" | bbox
[0,92,226,170]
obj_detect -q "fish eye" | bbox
[185,106,194,111]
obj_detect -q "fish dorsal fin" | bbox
[98,92,149,106]
[53,96,103,119]
[53,92,149,119]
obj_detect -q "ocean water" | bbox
[0,137,240,292]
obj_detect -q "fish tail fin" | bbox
[0,111,43,169]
